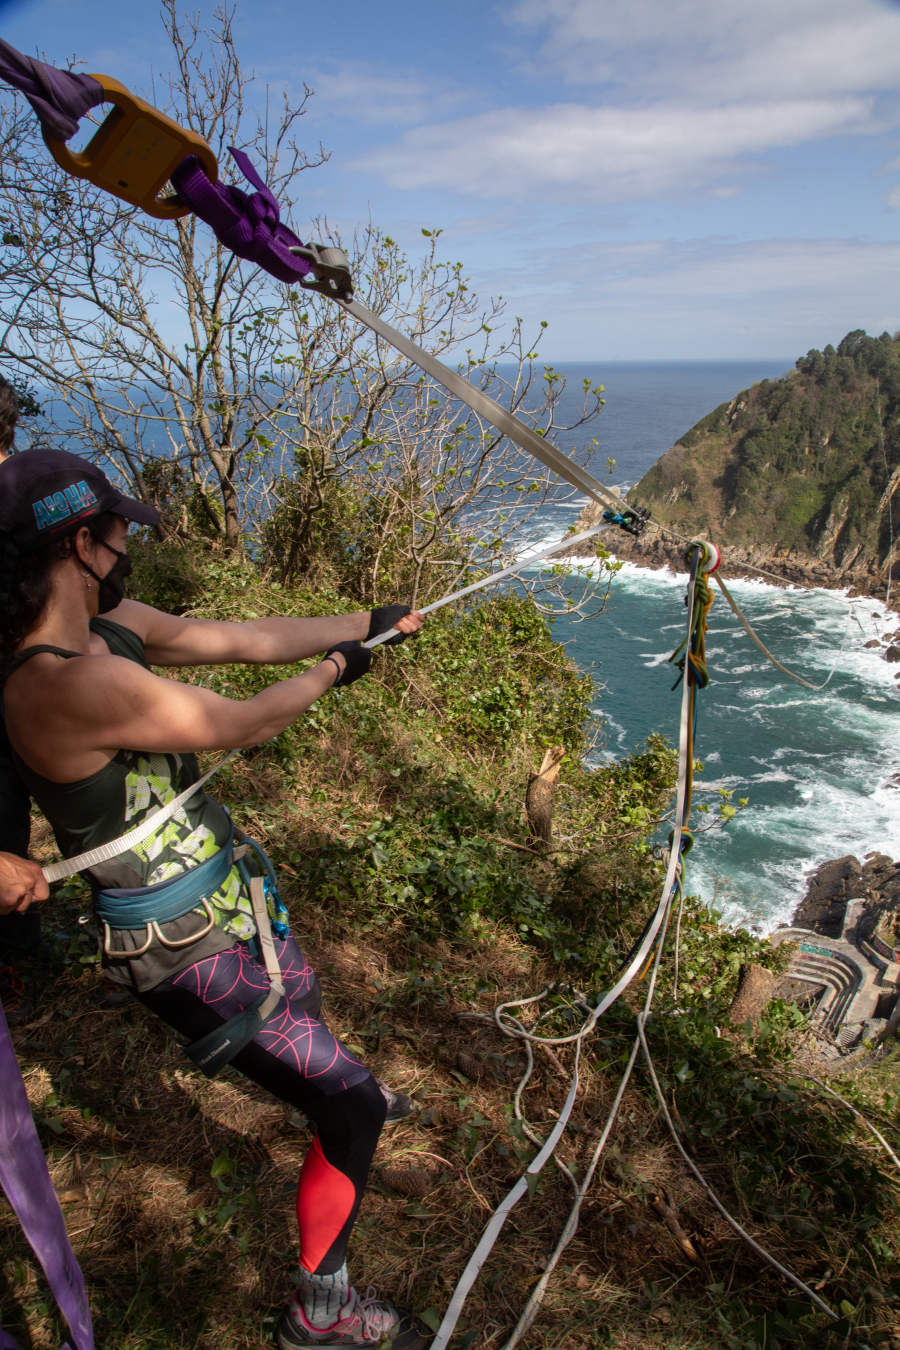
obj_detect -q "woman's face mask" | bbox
[84,537,132,612]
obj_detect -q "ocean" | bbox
[517,361,900,934]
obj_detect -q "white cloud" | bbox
[304,64,470,128]
[356,96,873,201]
[479,235,900,357]
[506,0,900,103]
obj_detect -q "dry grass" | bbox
[3,856,900,1349]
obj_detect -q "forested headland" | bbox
[580,330,900,601]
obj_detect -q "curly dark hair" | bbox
[0,376,19,453]
[0,510,119,680]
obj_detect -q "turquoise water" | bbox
[520,361,899,933]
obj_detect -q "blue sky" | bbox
[2,0,900,360]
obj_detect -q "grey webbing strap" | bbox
[340,298,623,512]
[248,873,285,1019]
[182,866,286,1078]
[41,751,238,884]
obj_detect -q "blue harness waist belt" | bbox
[95,826,236,929]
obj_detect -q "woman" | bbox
[0,447,428,1350]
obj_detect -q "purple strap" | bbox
[0,39,319,291]
[0,40,104,141]
[172,148,316,284]
[0,998,94,1350]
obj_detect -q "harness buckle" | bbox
[288,243,354,300]
[42,73,218,220]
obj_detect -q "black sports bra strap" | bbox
[5,644,81,680]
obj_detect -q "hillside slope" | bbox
[594,331,900,594]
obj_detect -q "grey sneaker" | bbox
[378,1081,416,1125]
[277,1286,430,1350]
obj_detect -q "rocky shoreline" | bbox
[792,853,900,937]
[570,504,900,675]
[573,499,899,616]
[569,499,900,1049]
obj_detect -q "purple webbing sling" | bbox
[172,148,316,284]
[0,37,318,288]
[0,40,103,140]
[0,999,94,1350]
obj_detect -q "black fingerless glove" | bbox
[326,640,372,687]
[367,604,412,646]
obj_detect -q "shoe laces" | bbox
[346,1286,399,1341]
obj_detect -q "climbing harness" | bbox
[38,743,288,1077]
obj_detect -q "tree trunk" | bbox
[525,747,565,851]
[727,963,777,1028]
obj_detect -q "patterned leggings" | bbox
[137,935,386,1273]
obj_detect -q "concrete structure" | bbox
[770,897,900,1051]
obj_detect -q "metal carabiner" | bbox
[42,73,218,220]
[288,243,354,300]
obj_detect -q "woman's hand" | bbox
[0,852,49,914]
[367,606,424,645]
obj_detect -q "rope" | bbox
[428,548,703,1350]
[635,1013,839,1322]
[798,1075,900,1175]
[714,574,835,692]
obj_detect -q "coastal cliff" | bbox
[577,329,900,602]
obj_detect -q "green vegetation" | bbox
[630,329,900,581]
[4,537,899,1350]
[0,14,897,1342]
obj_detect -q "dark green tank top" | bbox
[8,618,254,988]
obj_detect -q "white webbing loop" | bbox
[249,874,285,1020]
[41,750,239,884]
[364,525,606,648]
[714,574,834,691]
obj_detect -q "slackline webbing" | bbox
[365,526,606,648]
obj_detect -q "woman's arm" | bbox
[113,600,422,668]
[9,647,352,781]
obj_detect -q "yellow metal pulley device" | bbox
[42,73,218,219]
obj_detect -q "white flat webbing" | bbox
[364,525,607,649]
[341,298,624,513]
[41,751,239,884]
[429,569,699,1350]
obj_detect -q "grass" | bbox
[3,556,899,1350]
[5,837,900,1350]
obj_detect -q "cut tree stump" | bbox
[727,962,777,1028]
[525,746,565,850]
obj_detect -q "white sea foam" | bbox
[551,554,900,933]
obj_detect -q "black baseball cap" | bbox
[0,448,159,553]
